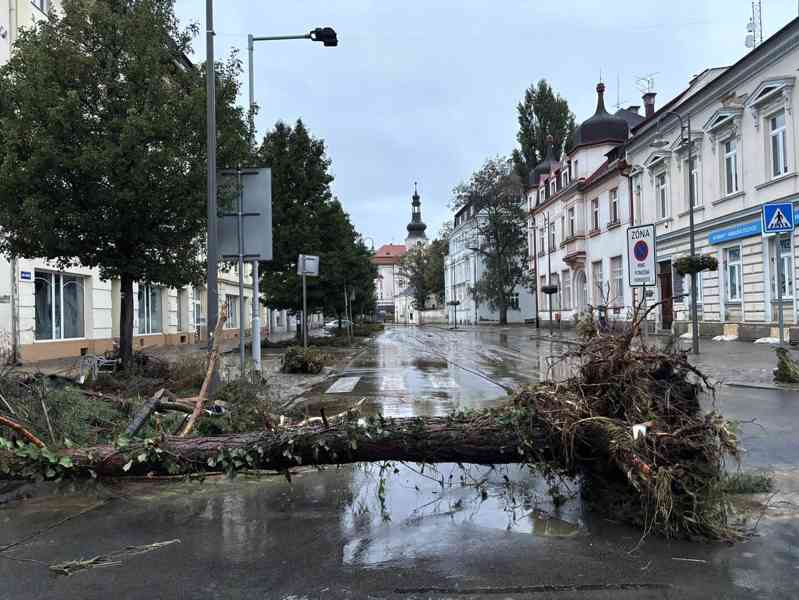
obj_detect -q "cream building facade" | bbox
[626,17,799,340]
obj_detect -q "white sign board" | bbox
[297,254,320,276]
[627,224,657,287]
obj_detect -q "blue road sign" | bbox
[762,202,795,234]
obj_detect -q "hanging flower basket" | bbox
[542,284,559,295]
[674,255,718,275]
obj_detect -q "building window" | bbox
[539,227,545,255]
[655,172,668,219]
[610,256,623,306]
[193,287,205,328]
[138,284,162,334]
[723,139,739,195]
[560,215,565,242]
[724,247,742,302]
[568,207,575,237]
[225,295,239,328]
[509,293,520,310]
[31,0,47,13]
[562,169,569,188]
[550,179,556,197]
[686,156,699,207]
[769,110,789,178]
[591,198,599,231]
[562,269,572,310]
[609,188,619,224]
[549,222,556,251]
[34,271,84,340]
[592,260,604,305]
[683,271,704,304]
[770,237,794,298]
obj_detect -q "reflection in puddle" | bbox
[340,462,583,566]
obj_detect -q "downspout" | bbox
[10,257,19,364]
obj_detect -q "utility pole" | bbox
[206,0,219,393]
[247,34,262,375]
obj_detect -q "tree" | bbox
[511,80,575,182]
[399,246,431,312]
[425,236,449,306]
[256,121,375,327]
[453,157,528,324]
[0,0,249,366]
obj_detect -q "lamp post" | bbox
[650,112,700,354]
[247,26,338,367]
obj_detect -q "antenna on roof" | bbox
[613,73,628,110]
[635,73,658,94]
[745,1,763,49]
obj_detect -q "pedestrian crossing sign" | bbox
[762,202,795,234]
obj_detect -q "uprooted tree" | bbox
[0,304,744,542]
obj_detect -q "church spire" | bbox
[405,181,428,246]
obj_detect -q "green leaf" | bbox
[122,460,133,472]
[58,456,73,468]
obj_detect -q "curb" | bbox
[725,381,799,392]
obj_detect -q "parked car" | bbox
[324,319,353,330]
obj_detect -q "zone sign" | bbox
[627,224,657,287]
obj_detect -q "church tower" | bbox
[404,182,428,248]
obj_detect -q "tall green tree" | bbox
[399,246,431,312]
[425,236,449,305]
[453,157,528,324]
[0,0,249,365]
[256,121,375,326]
[511,80,575,182]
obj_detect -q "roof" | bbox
[372,244,407,265]
[614,108,645,129]
[571,83,629,152]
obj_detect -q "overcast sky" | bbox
[175,0,798,248]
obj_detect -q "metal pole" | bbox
[247,34,262,375]
[302,270,308,349]
[547,214,553,336]
[533,216,539,329]
[206,0,219,393]
[687,118,700,354]
[237,167,246,374]
[777,234,785,345]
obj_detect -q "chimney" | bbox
[626,105,640,115]
[642,92,656,118]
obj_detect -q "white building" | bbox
[626,17,799,340]
[372,243,406,321]
[529,84,644,325]
[445,199,535,325]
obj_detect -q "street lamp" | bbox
[247,25,338,368]
[650,111,700,355]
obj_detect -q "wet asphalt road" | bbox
[1,325,798,599]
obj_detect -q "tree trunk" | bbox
[119,274,135,369]
[0,416,553,479]
[499,304,508,325]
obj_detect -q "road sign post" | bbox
[627,225,657,336]
[762,202,795,345]
[297,254,320,348]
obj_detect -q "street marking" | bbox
[326,376,361,394]
[428,374,456,389]
[379,375,406,392]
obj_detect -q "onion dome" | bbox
[529,134,559,187]
[406,183,427,236]
[571,82,629,151]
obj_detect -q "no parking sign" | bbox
[627,224,657,287]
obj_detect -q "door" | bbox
[574,270,588,312]
[658,260,674,330]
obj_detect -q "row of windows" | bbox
[33,270,247,341]
[645,109,790,221]
[534,188,622,250]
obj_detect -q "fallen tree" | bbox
[0,305,743,541]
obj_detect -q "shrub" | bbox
[196,379,273,435]
[281,346,326,374]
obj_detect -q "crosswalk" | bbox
[325,372,457,395]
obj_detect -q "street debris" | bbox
[49,539,180,576]
[774,347,799,384]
